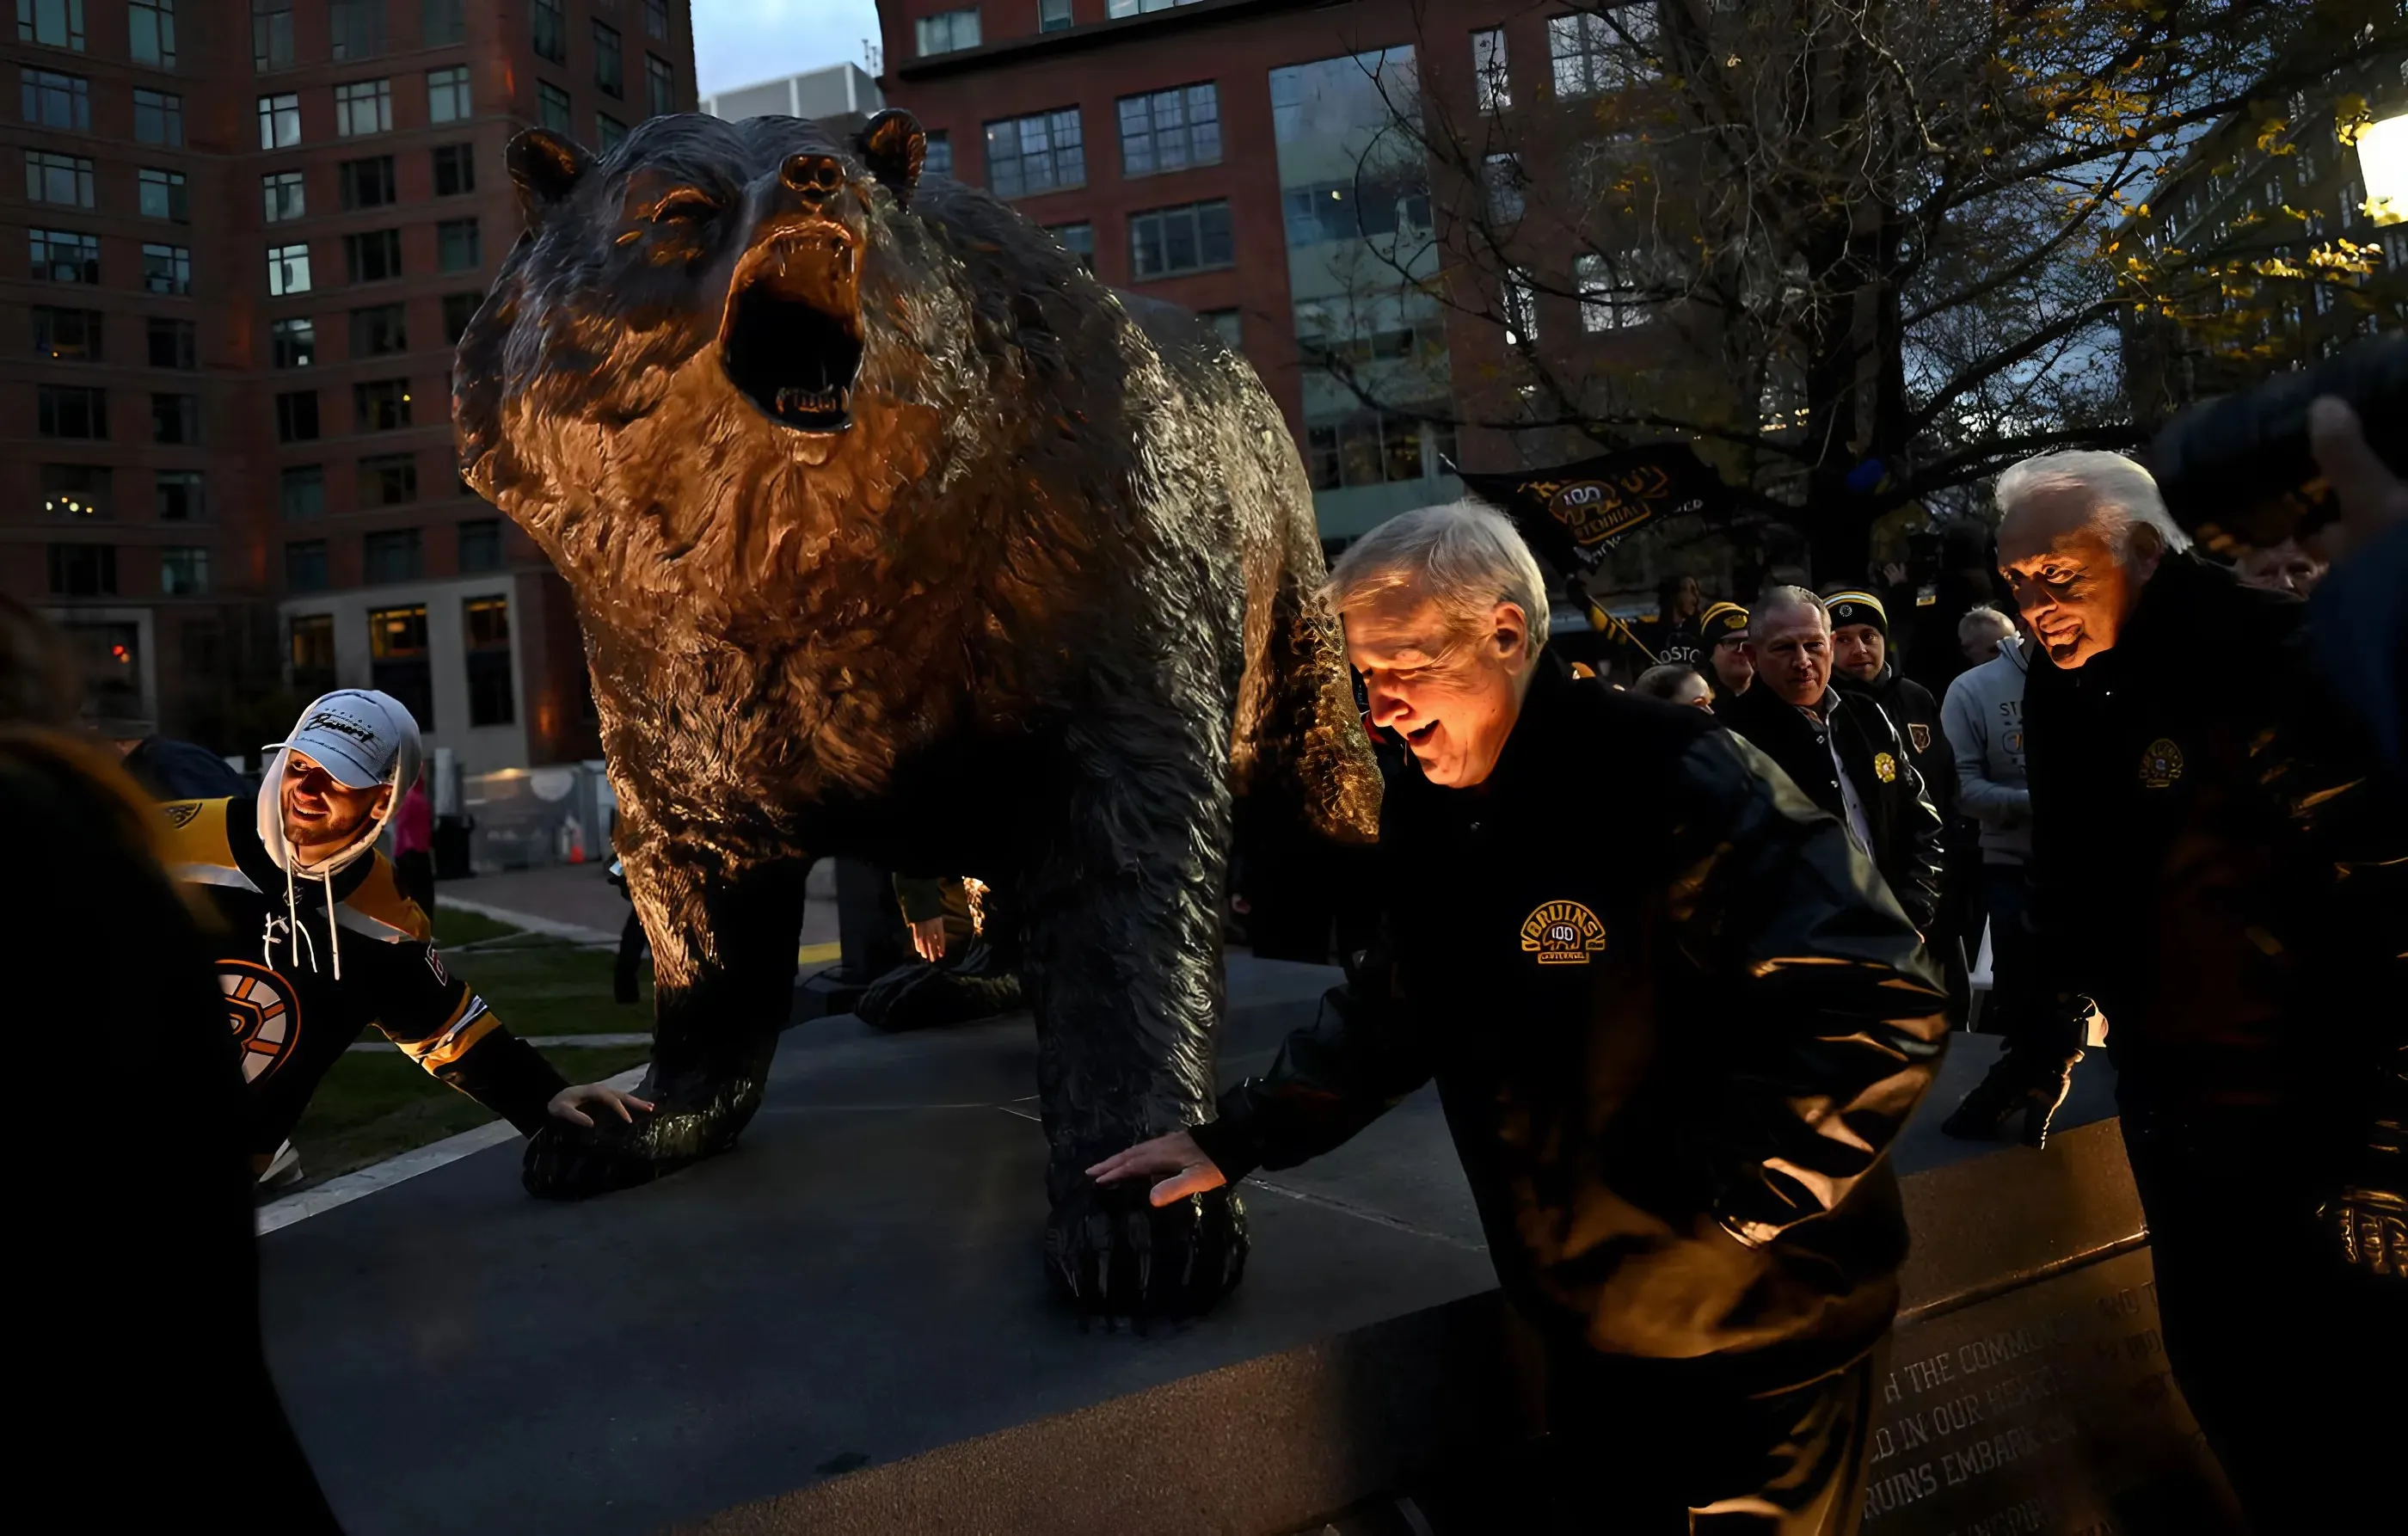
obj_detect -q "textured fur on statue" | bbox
[453,109,1379,1313]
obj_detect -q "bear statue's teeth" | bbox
[774,385,848,419]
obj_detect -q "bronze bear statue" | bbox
[453,108,1380,1312]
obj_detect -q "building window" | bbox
[22,68,90,129]
[464,596,515,724]
[427,65,470,122]
[270,316,316,367]
[145,316,195,369]
[349,303,408,356]
[132,88,181,144]
[253,0,293,70]
[290,612,336,692]
[442,291,482,342]
[155,470,203,521]
[1280,177,1431,246]
[1201,308,1241,348]
[160,546,208,595]
[1047,221,1095,270]
[643,0,667,40]
[49,545,118,599]
[594,21,624,97]
[130,0,177,68]
[150,392,198,444]
[1301,410,1434,492]
[1484,153,1526,224]
[533,0,565,61]
[16,0,84,48]
[1502,269,1537,345]
[329,0,385,58]
[458,518,503,572]
[357,451,418,507]
[41,463,111,519]
[30,228,101,284]
[597,112,627,150]
[40,384,108,439]
[431,143,476,195]
[286,541,329,593]
[280,464,324,517]
[1550,7,1656,99]
[262,169,306,221]
[1472,28,1509,111]
[986,108,1084,198]
[354,378,412,431]
[368,601,433,727]
[267,241,311,294]
[366,536,424,583]
[917,8,980,56]
[538,82,572,132]
[344,228,402,282]
[437,218,481,272]
[24,150,94,206]
[423,0,465,46]
[138,166,187,222]
[274,389,319,442]
[33,305,102,359]
[141,242,191,296]
[1576,251,1654,330]
[1128,200,1232,279]
[341,155,396,208]
[335,78,392,137]
[1118,83,1219,177]
[258,91,300,148]
[635,53,672,119]
[1041,0,1071,30]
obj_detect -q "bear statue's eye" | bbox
[650,188,718,225]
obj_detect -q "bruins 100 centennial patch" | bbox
[1521,900,1608,965]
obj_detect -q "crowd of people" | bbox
[15,400,2401,1531]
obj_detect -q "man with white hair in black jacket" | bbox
[1998,448,2405,1529]
[1093,503,1945,1534]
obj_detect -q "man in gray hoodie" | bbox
[1938,609,2083,1144]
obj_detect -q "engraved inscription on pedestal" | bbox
[1862,1250,2240,1535]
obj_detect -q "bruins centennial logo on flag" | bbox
[1521,900,1609,965]
[2139,738,2184,790]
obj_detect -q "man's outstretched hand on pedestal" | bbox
[1088,1131,1227,1207]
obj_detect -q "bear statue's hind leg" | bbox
[524,836,808,1200]
[1022,720,1249,1316]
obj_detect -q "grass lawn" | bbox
[283,907,654,1192]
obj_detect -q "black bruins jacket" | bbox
[160,794,567,1157]
[1718,680,1945,933]
[2024,554,2407,1176]
[1836,663,1955,820]
[1191,660,1947,1379]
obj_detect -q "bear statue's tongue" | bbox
[720,229,865,434]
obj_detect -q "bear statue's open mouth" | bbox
[720,230,865,434]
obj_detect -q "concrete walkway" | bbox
[433,862,843,951]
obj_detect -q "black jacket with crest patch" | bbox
[1191,660,1947,1379]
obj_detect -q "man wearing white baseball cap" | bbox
[157,690,648,1185]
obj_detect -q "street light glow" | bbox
[2360,113,2408,227]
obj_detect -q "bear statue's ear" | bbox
[507,129,594,226]
[857,109,927,204]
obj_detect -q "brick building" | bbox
[876,0,1696,546]
[6,0,697,769]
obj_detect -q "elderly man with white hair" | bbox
[1997,449,2405,1531]
[1092,502,1945,1534]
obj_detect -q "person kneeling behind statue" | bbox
[161,689,649,1182]
[1996,451,2405,1530]
[1092,504,1947,1536]
[1718,587,1944,934]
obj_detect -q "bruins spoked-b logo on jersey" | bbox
[1521,900,1608,965]
[2139,738,2184,790]
[220,960,300,1083]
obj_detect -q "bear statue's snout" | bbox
[718,206,867,436]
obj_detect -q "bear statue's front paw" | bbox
[521,1066,766,1200]
[1043,1180,1248,1319]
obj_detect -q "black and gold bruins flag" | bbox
[1459,444,1731,576]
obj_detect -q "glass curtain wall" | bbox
[1269,47,1458,540]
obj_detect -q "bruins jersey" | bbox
[157,796,567,1157]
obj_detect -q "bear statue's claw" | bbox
[1044,1182,1247,1319]
[522,1064,768,1200]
